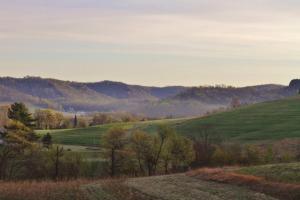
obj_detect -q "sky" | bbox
[0,0,300,86]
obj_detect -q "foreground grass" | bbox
[0,179,151,200]
[0,173,278,200]
[84,179,153,200]
[237,162,300,184]
[0,179,91,200]
[125,174,276,200]
[188,164,300,200]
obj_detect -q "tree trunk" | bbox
[153,140,164,174]
[147,163,152,176]
[111,148,115,177]
[55,146,59,180]
[137,155,144,175]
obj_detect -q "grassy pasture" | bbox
[175,96,300,142]
[37,96,300,146]
[237,162,300,184]
[36,118,186,146]
[61,145,104,162]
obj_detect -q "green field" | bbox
[176,96,300,142]
[36,118,187,146]
[37,96,300,146]
[237,162,300,184]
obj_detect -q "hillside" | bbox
[123,174,276,200]
[1,76,299,117]
[0,77,188,115]
[37,96,300,146]
[173,84,291,105]
[86,81,186,100]
[187,163,300,200]
[175,96,300,141]
[86,162,300,199]
[237,162,300,184]
[37,119,185,146]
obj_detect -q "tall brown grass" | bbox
[0,178,153,200]
[0,179,91,200]
[99,179,153,200]
[187,168,300,200]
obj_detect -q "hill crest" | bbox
[0,76,298,117]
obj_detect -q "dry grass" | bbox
[126,174,276,200]
[100,179,153,200]
[0,174,279,200]
[0,178,152,200]
[237,162,300,184]
[0,179,92,200]
[188,168,300,200]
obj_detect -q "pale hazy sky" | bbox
[1,0,300,86]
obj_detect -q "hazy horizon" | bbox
[0,75,295,88]
[1,0,300,86]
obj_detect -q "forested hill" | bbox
[0,76,298,117]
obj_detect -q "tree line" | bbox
[34,109,149,130]
[101,126,194,177]
[101,124,300,177]
[0,103,88,180]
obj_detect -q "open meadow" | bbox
[37,96,300,147]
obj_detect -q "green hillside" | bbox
[176,96,300,141]
[37,96,300,146]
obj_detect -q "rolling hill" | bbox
[37,96,300,146]
[1,76,300,117]
[175,95,300,141]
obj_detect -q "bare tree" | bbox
[50,145,64,180]
[192,124,221,166]
[102,127,127,177]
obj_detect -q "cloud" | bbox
[1,0,300,85]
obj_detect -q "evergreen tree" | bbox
[8,103,35,127]
[42,133,52,149]
[73,114,78,128]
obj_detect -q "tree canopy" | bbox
[8,103,35,128]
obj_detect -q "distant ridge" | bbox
[0,76,298,117]
[289,79,300,90]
